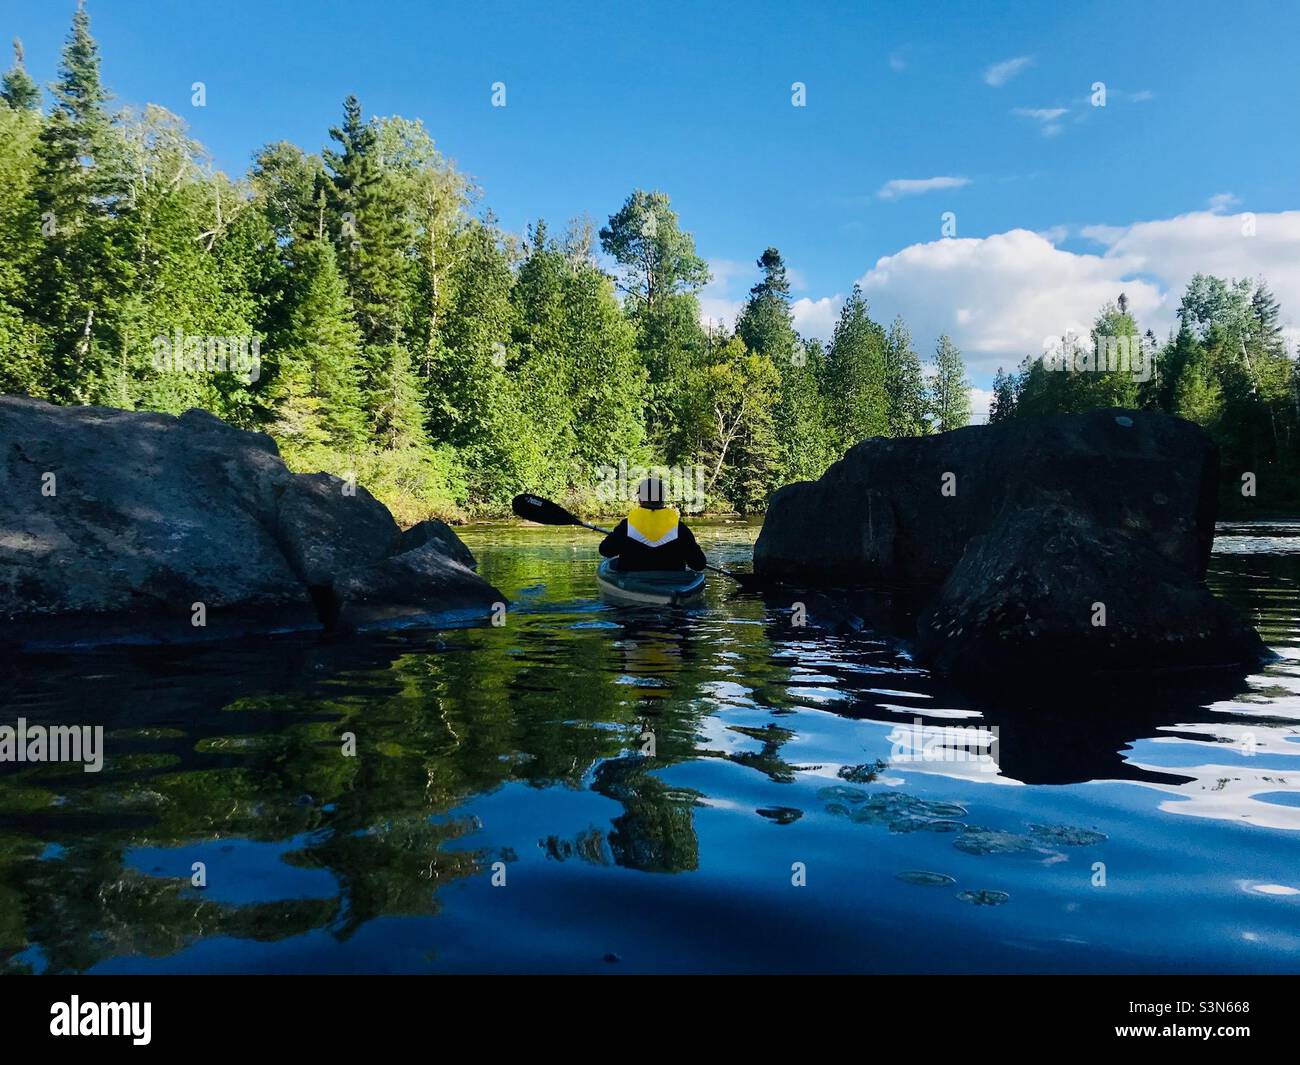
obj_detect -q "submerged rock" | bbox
[754,408,1263,681]
[0,396,504,646]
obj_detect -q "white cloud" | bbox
[698,297,742,332]
[1013,107,1067,136]
[983,56,1034,87]
[1084,209,1300,317]
[878,175,971,200]
[1013,107,1066,121]
[697,258,747,330]
[851,211,1300,381]
[792,295,843,342]
[1207,192,1240,213]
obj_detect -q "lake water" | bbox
[2,520,1299,974]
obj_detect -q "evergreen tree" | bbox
[324,96,422,448]
[825,285,888,448]
[31,3,132,403]
[929,334,971,430]
[2,38,41,111]
[989,367,1017,423]
[0,70,43,395]
[270,239,367,454]
[1249,280,1287,358]
[883,315,929,436]
[736,248,794,361]
[733,247,825,484]
[775,337,835,481]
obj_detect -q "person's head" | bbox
[636,475,667,510]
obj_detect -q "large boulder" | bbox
[335,541,505,630]
[756,409,1217,588]
[0,396,503,646]
[275,472,400,587]
[915,504,1263,682]
[754,409,1263,680]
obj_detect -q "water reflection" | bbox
[0,519,1297,973]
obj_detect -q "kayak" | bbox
[596,558,706,606]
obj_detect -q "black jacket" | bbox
[599,518,707,572]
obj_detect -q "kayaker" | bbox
[599,476,707,573]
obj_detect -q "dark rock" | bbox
[916,504,1263,681]
[754,409,1262,679]
[334,541,505,630]
[0,396,502,646]
[756,408,1217,589]
[275,472,399,586]
[396,518,478,570]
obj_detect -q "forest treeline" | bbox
[0,8,973,520]
[2,10,1294,521]
[990,279,1299,508]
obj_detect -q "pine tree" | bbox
[431,218,529,507]
[733,247,826,483]
[883,315,928,436]
[0,58,43,395]
[1249,280,1286,358]
[2,39,41,111]
[736,247,795,363]
[989,367,1017,423]
[323,95,420,448]
[825,285,888,448]
[31,4,131,403]
[271,239,367,453]
[368,341,428,451]
[929,334,971,430]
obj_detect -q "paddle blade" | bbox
[511,493,580,526]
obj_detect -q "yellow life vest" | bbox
[626,505,679,547]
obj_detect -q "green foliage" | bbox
[16,7,1296,524]
[1002,279,1300,507]
[696,335,782,512]
[2,39,40,111]
[598,189,710,312]
[30,5,132,404]
[884,315,929,437]
[825,285,889,448]
[989,367,1017,424]
[929,334,971,430]
[268,239,366,454]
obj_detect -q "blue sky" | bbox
[7,1,1299,403]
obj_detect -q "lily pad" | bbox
[1028,823,1107,846]
[817,785,869,804]
[896,870,957,887]
[953,827,1049,856]
[920,818,967,834]
[957,889,1010,906]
